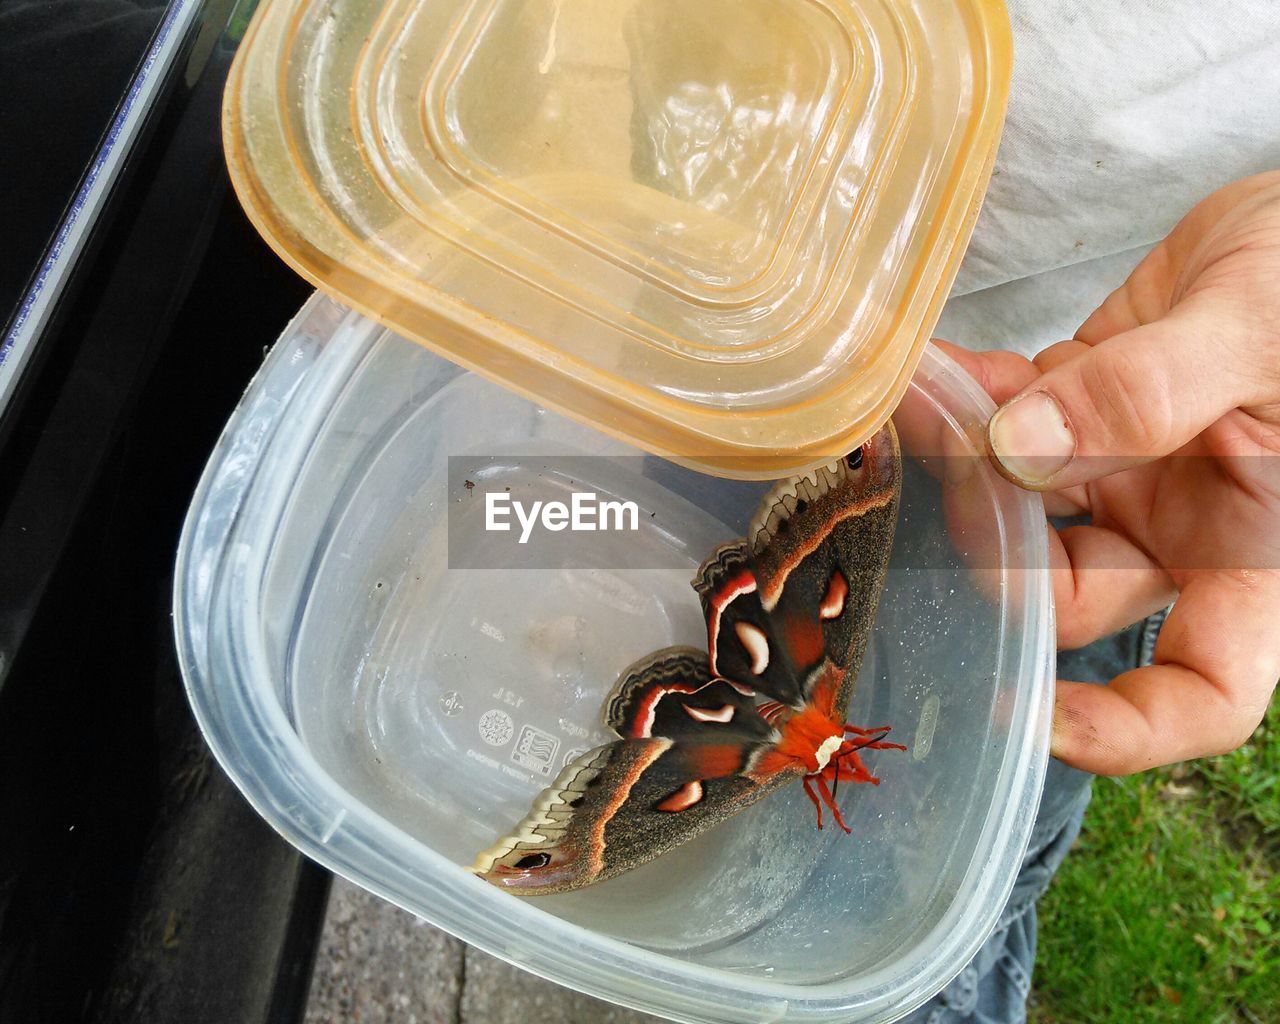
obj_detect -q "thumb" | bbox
[986,301,1258,489]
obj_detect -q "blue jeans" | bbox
[900,610,1167,1024]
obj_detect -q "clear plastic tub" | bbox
[175,292,1053,1023]
[223,0,1012,476]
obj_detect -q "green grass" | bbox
[1199,708,1280,834]
[1030,702,1280,1024]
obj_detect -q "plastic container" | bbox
[223,0,1012,476]
[175,292,1052,1023]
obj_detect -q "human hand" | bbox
[938,172,1280,776]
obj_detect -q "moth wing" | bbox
[692,543,810,708]
[688,427,900,717]
[745,425,902,717]
[472,737,800,896]
[603,646,774,743]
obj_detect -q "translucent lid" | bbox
[224,0,1011,478]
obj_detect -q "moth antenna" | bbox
[837,730,892,758]
[825,728,898,818]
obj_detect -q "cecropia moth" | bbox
[471,424,903,895]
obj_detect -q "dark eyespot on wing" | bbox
[515,852,551,869]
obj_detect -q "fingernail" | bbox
[988,392,1076,485]
[1049,710,1067,761]
[940,425,975,485]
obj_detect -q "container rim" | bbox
[174,296,1053,1024]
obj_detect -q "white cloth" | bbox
[939,0,1280,357]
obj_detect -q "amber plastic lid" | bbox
[224,0,1010,478]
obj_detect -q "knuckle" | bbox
[1057,616,1101,652]
[974,356,1004,398]
[1207,301,1280,392]
[1075,347,1176,453]
[1216,717,1262,756]
[1221,567,1266,594]
[1034,339,1088,374]
[977,350,1037,399]
[1233,700,1268,747]
[1052,587,1090,648]
[1208,695,1268,756]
